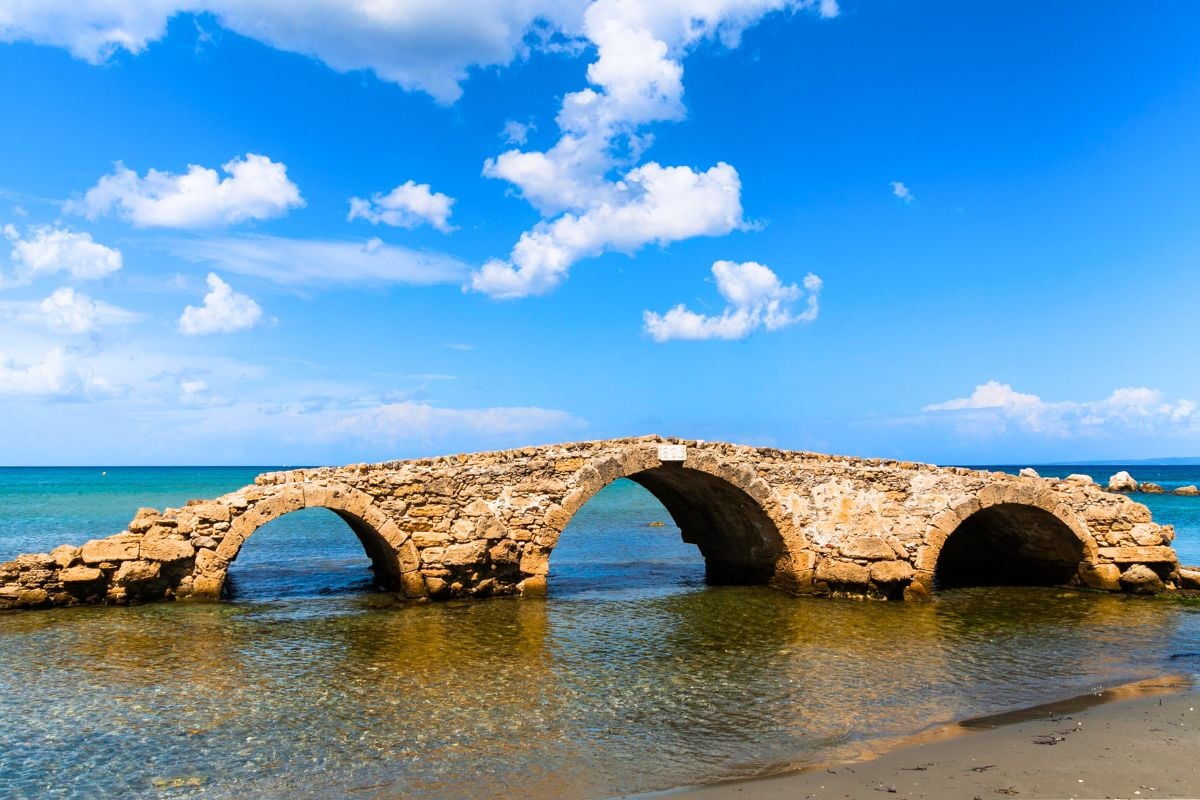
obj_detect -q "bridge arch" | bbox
[192,481,422,599]
[521,447,810,595]
[915,486,1099,592]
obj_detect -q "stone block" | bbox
[412,531,450,548]
[1097,546,1178,564]
[442,541,486,567]
[400,571,427,597]
[1079,563,1121,591]
[81,534,140,565]
[488,540,520,566]
[1179,567,1200,590]
[554,457,586,473]
[60,566,104,584]
[16,552,57,569]
[50,545,81,569]
[870,560,914,584]
[113,560,160,585]
[408,504,449,518]
[1130,523,1165,547]
[1119,564,1164,594]
[141,538,196,563]
[194,548,228,575]
[814,558,870,586]
[839,536,896,561]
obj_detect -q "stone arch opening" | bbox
[536,458,790,596]
[222,507,397,600]
[202,483,410,600]
[934,503,1086,590]
[627,465,785,585]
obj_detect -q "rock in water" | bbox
[1174,485,1200,496]
[1119,564,1164,594]
[1140,482,1166,494]
[1065,473,1095,485]
[1107,471,1138,492]
[1019,467,1040,479]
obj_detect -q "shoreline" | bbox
[638,675,1199,800]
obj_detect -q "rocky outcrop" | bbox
[1174,485,1199,496]
[1019,467,1041,479]
[1140,482,1166,494]
[1108,471,1138,492]
[0,436,1184,610]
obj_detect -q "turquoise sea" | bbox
[2,464,1200,799]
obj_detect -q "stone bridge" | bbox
[1,436,1191,610]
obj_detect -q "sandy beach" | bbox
[658,677,1200,800]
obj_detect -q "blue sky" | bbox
[1,0,1198,465]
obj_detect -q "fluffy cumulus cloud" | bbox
[643,260,821,341]
[347,180,456,232]
[473,0,838,298]
[329,400,580,444]
[178,272,263,335]
[923,381,1200,438]
[2,224,122,286]
[475,162,744,298]
[74,153,303,228]
[171,234,469,287]
[0,287,140,334]
[0,347,115,399]
[0,1,589,103]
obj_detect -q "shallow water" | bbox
[2,467,1200,799]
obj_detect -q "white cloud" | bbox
[643,260,821,342]
[329,400,579,443]
[474,161,745,298]
[890,181,913,203]
[347,180,456,232]
[923,381,1200,437]
[2,224,122,286]
[502,120,535,145]
[74,153,303,228]
[178,273,263,335]
[171,234,469,288]
[0,287,140,334]
[0,346,115,398]
[0,1,589,103]
[474,0,837,298]
[178,378,232,408]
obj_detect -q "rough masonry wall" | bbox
[0,436,1188,610]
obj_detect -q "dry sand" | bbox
[651,677,1200,800]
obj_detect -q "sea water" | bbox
[1,465,1199,799]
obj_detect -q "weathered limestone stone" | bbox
[1107,471,1138,492]
[50,545,81,569]
[59,566,103,584]
[1019,467,1041,479]
[1174,485,1200,497]
[1141,482,1165,494]
[870,560,914,584]
[840,536,897,561]
[441,541,487,567]
[1066,474,1095,485]
[140,538,195,563]
[1097,546,1177,564]
[114,560,160,585]
[80,534,140,565]
[412,531,450,548]
[815,559,870,587]
[1080,563,1122,591]
[1119,564,1164,594]
[1179,567,1200,590]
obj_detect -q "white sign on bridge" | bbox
[657,444,687,462]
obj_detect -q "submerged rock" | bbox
[1107,471,1138,492]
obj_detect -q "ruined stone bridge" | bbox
[1,436,1190,610]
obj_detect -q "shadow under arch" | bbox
[931,502,1090,590]
[208,481,412,599]
[540,450,798,592]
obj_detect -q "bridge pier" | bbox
[0,437,1189,610]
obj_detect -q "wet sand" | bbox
[656,677,1200,800]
